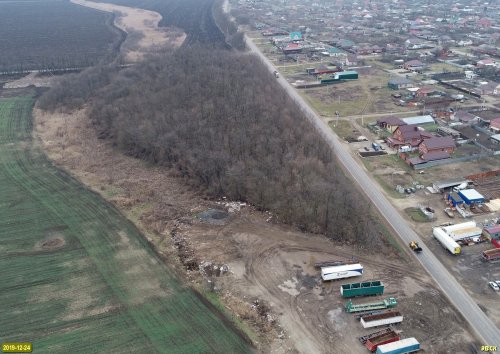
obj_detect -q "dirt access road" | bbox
[71,0,185,62]
[245,35,500,346]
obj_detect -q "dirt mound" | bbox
[40,237,65,251]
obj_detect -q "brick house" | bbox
[387,124,433,149]
[418,136,456,154]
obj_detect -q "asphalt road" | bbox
[245,36,500,346]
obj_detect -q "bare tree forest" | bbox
[40,47,383,245]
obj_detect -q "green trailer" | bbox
[340,280,384,298]
[336,70,358,80]
[320,70,359,84]
[345,297,397,313]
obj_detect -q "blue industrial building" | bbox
[457,189,485,205]
[447,192,464,207]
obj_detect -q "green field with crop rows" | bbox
[0,96,250,353]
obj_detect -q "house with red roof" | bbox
[416,87,436,98]
[387,124,433,149]
[490,118,500,133]
[477,18,492,28]
[283,43,303,54]
[418,136,456,154]
[477,58,497,68]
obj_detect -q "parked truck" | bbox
[376,337,420,354]
[340,280,384,298]
[482,248,500,262]
[365,329,401,352]
[433,227,461,255]
[321,263,363,281]
[345,297,397,313]
[361,310,403,328]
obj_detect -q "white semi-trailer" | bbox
[433,227,461,255]
[321,263,363,281]
[442,221,476,233]
[448,227,482,241]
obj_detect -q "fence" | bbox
[412,152,495,170]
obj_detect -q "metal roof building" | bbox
[448,192,465,206]
[458,189,485,204]
[433,179,471,193]
[483,225,500,239]
[400,115,435,125]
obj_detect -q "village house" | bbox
[418,136,456,154]
[477,58,497,68]
[387,76,414,90]
[454,111,478,124]
[404,59,426,71]
[477,18,492,28]
[415,87,436,98]
[387,124,433,149]
[490,118,500,133]
[376,117,407,132]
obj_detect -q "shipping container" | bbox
[340,280,384,298]
[361,311,403,328]
[376,337,420,354]
[433,227,461,254]
[365,329,400,352]
[321,263,363,281]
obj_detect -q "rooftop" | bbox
[388,76,413,85]
[484,225,500,234]
[421,150,451,161]
[401,115,435,125]
[421,136,455,149]
[458,189,484,200]
[377,117,406,126]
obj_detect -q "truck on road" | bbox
[409,241,422,253]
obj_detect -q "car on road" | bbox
[489,281,499,291]
[496,280,500,288]
[273,71,279,78]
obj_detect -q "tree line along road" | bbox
[245,35,500,346]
